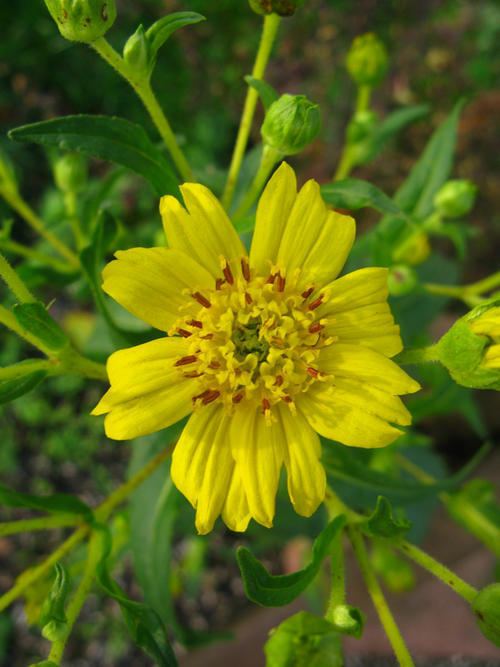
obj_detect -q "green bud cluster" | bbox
[249,0,305,17]
[436,299,500,391]
[53,153,87,193]
[472,584,500,646]
[261,94,321,156]
[43,0,116,43]
[433,179,477,218]
[346,33,389,87]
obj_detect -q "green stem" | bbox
[0,238,73,273]
[0,359,54,381]
[233,145,281,220]
[395,540,477,603]
[348,526,415,667]
[58,348,108,381]
[356,85,372,113]
[325,528,346,621]
[0,251,35,303]
[394,344,440,366]
[0,446,173,613]
[47,531,102,664]
[91,37,193,182]
[0,515,80,538]
[64,191,85,250]
[333,146,355,182]
[222,13,281,210]
[0,188,79,267]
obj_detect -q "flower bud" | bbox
[388,265,418,296]
[433,179,477,218]
[472,584,500,646]
[43,0,116,43]
[53,153,87,193]
[436,299,500,391]
[249,0,305,16]
[392,231,431,266]
[123,25,151,77]
[346,33,389,87]
[261,94,321,156]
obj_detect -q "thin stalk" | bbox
[58,348,108,381]
[0,188,79,266]
[232,146,281,220]
[47,531,102,664]
[0,360,54,381]
[348,526,415,667]
[356,85,372,113]
[91,38,193,181]
[394,344,440,366]
[0,238,73,273]
[222,13,281,210]
[325,529,346,621]
[395,539,477,603]
[0,446,173,613]
[333,146,355,182]
[64,191,85,250]
[0,515,80,538]
[0,251,35,303]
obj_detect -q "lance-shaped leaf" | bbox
[366,104,429,162]
[39,563,69,642]
[321,179,405,216]
[146,12,205,65]
[237,515,345,607]
[0,484,93,520]
[362,496,411,539]
[9,116,179,197]
[0,367,47,404]
[13,302,69,352]
[244,75,279,112]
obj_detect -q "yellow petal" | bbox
[171,404,233,535]
[319,343,420,394]
[160,184,246,278]
[484,343,500,369]
[249,162,297,275]
[222,467,251,533]
[102,247,212,332]
[320,268,403,357]
[277,404,326,517]
[230,406,284,528]
[298,382,405,448]
[91,338,194,440]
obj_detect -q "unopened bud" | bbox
[436,299,500,391]
[388,265,418,296]
[249,0,304,16]
[53,153,87,193]
[392,231,430,266]
[346,33,389,87]
[123,25,151,77]
[43,0,116,43]
[261,94,321,156]
[433,179,477,218]
[472,584,500,646]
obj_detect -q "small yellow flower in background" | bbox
[469,306,500,370]
[92,163,419,534]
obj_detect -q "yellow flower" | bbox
[469,306,500,370]
[92,163,419,534]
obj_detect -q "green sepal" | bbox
[237,515,345,607]
[472,583,500,647]
[39,563,69,641]
[264,611,342,667]
[245,75,279,111]
[0,367,47,404]
[13,302,69,352]
[123,24,151,78]
[361,496,411,539]
[329,604,365,638]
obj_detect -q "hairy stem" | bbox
[394,344,440,366]
[232,145,281,220]
[92,37,193,182]
[222,13,281,210]
[0,515,80,538]
[0,251,35,303]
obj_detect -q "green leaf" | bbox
[9,116,179,197]
[362,496,411,539]
[244,75,279,111]
[0,368,47,404]
[265,611,343,667]
[394,100,465,218]
[366,104,430,161]
[79,210,153,347]
[237,515,345,607]
[321,179,404,216]
[13,302,69,352]
[97,553,178,667]
[146,12,205,63]
[0,484,92,520]
[39,563,69,642]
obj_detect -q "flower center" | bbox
[172,258,333,418]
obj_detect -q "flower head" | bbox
[93,163,419,534]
